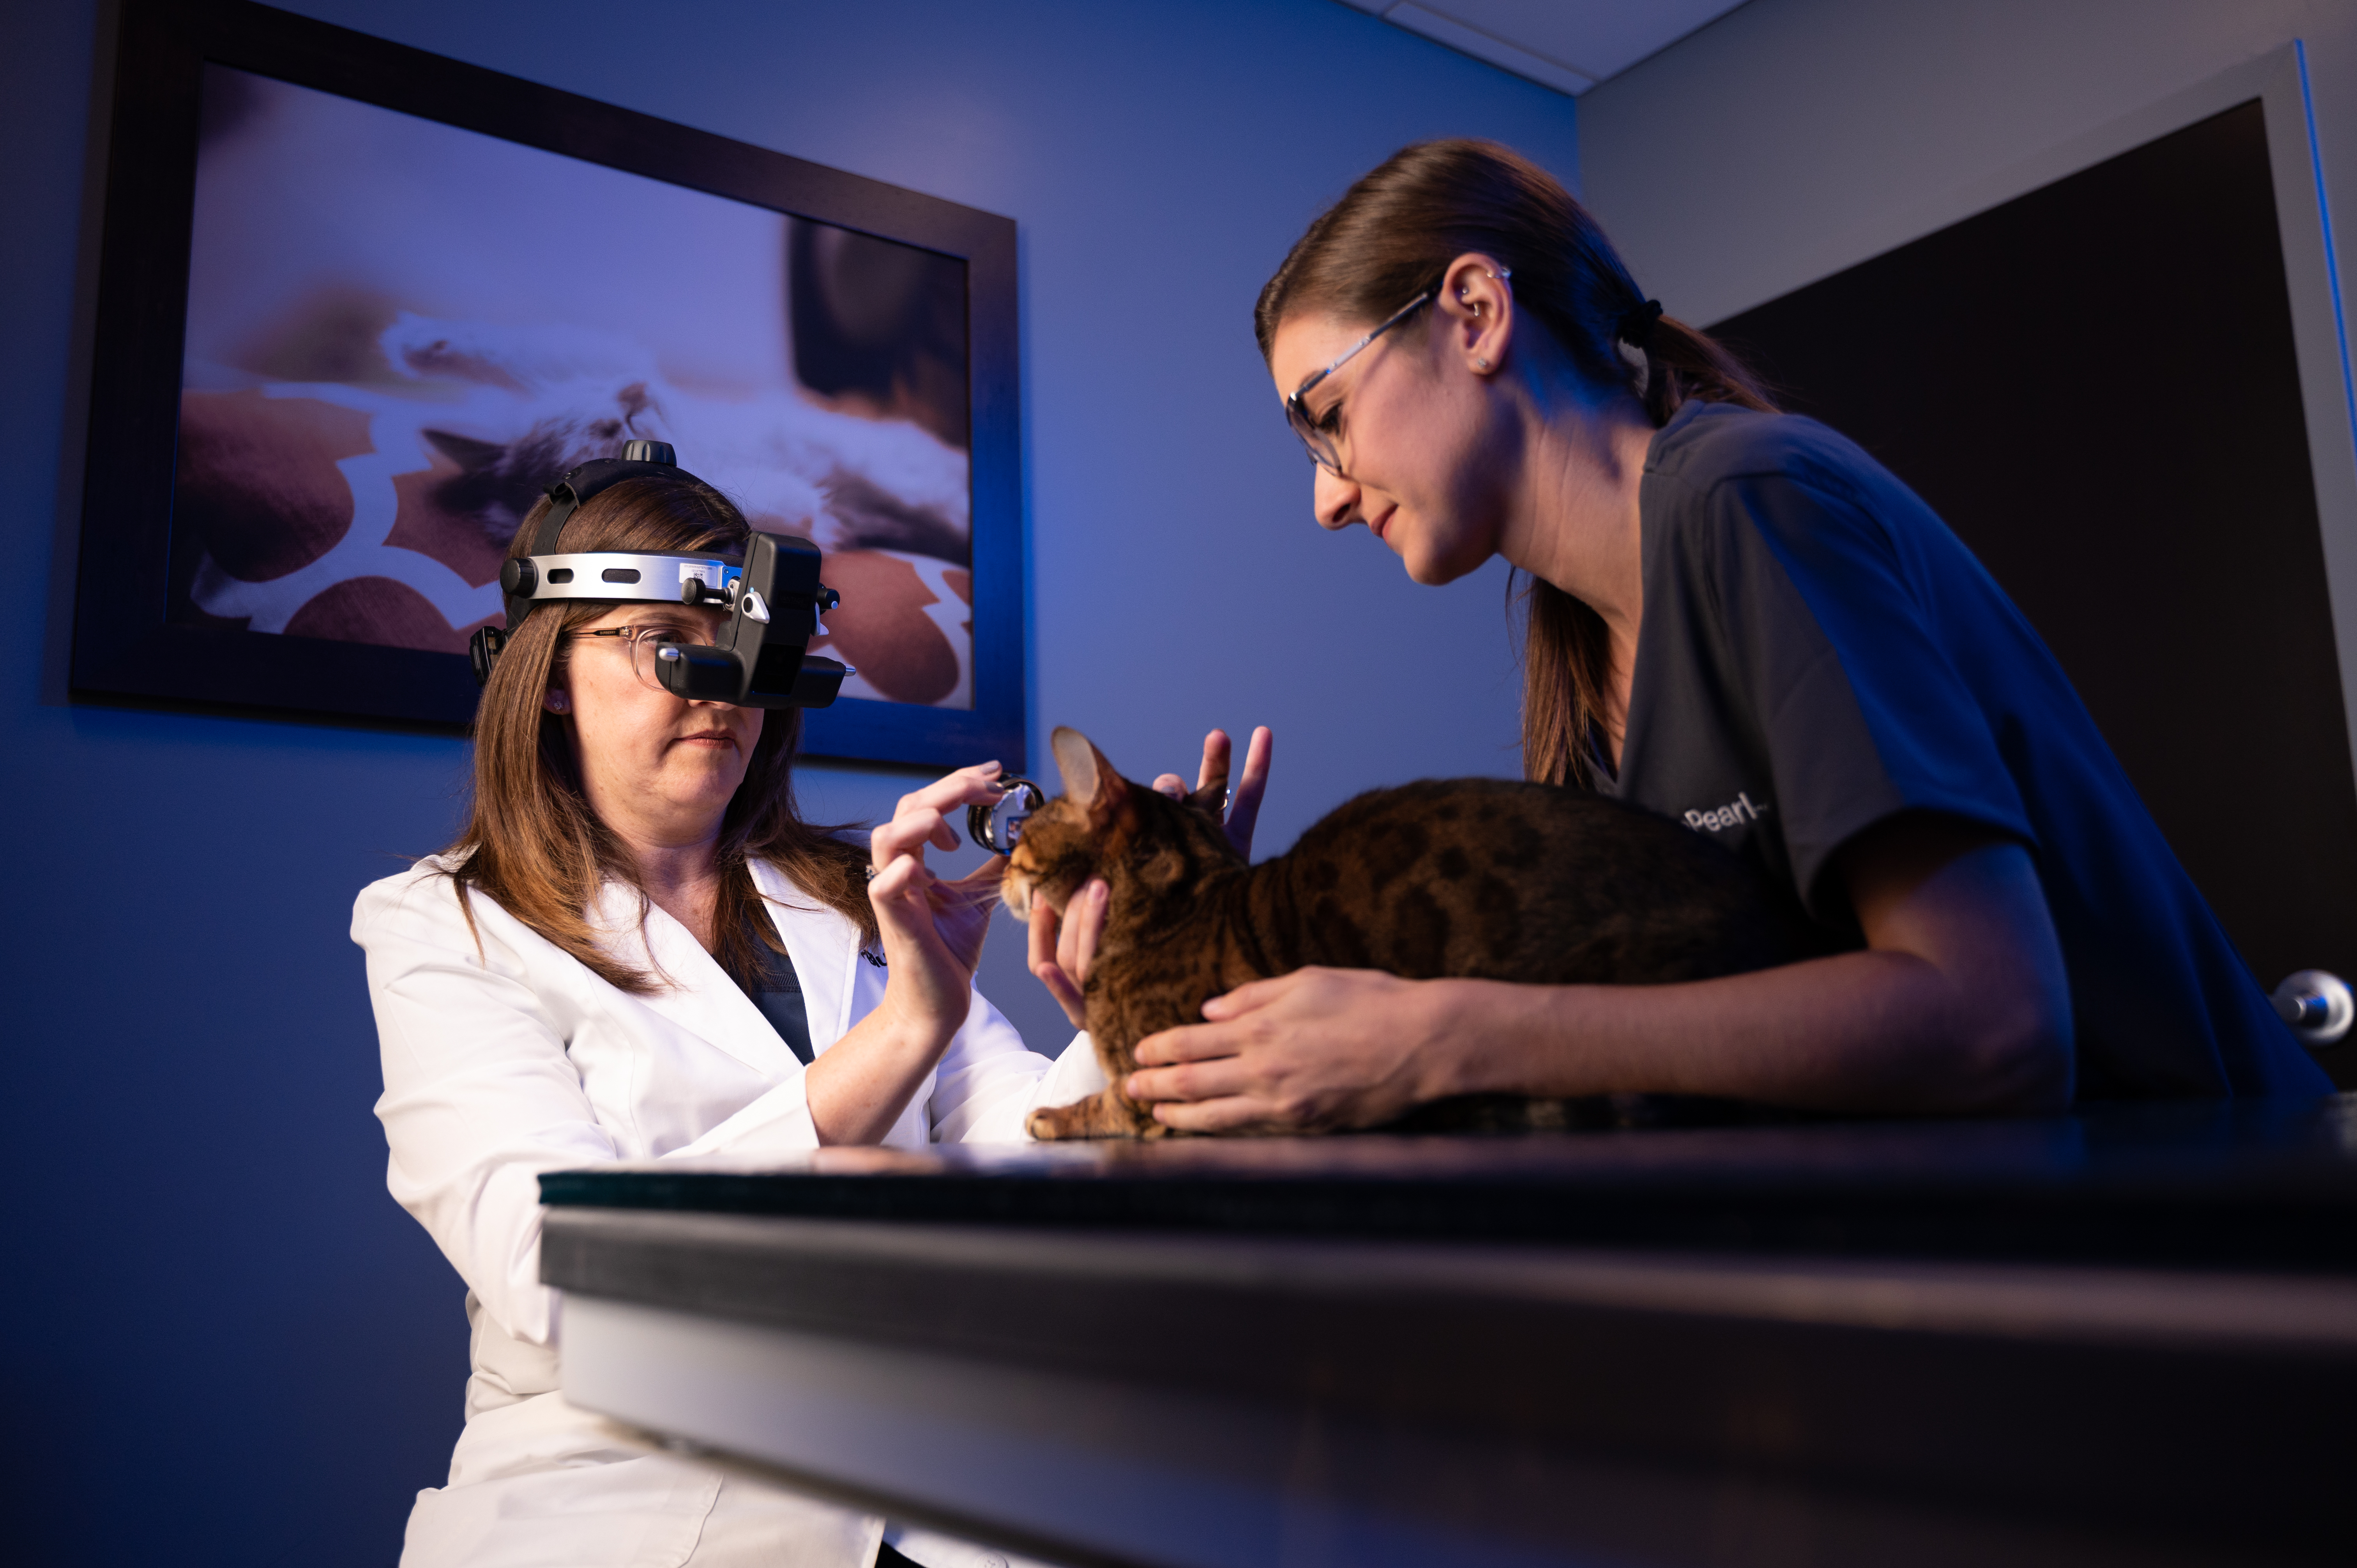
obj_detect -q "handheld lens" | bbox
[967,778,1045,855]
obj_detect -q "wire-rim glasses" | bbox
[1282,288,1436,476]
[572,622,699,694]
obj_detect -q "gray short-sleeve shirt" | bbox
[1592,400,2325,1100]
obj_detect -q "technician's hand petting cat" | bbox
[1006,727,1811,1139]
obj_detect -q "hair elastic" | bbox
[1618,299,1664,351]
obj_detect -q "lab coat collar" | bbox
[585,869,854,1081]
[750,858,859,1053]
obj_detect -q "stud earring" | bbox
[546,691,570,713]
[1475,357,1491,371]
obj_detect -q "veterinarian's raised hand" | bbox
[1125,966,1458,1133]
[808,762,1013,1146]
[866,762,1011,1038]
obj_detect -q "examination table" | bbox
[539,1097,2357,1568]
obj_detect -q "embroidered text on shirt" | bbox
[1685,791,1771,833]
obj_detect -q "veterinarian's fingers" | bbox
[869,806,948,868]
[1223,726,1273,858]
[928,872,995,925]
[1027,899,1088,1025]
[865,853,927,906]
[1027,895,1058,962]
[892,764,1002,822]
[1033,965,1086,1026]
[1056,879,1108,986]
[1151,773,1187,799]
[944,855,1009,899]
[889,763,1007,857]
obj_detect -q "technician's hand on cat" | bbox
[866,761,1012,1040]
[1129,968,1451,1133]
[1024,726,1272,1029]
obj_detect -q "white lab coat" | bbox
[355,854,1102,1568]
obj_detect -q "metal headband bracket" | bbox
[466,441,850,710]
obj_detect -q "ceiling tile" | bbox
[1383,2,1597,96]
[1378,0,1751,86]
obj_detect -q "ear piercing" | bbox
[546,691,570,713]
[1464,270,1509,370]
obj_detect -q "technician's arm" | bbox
[1126,812,2076,1129]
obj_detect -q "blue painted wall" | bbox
[0,2,1576,1561]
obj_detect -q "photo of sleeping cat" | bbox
[1004,728,1818,1139]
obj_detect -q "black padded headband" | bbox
[503,440,691,627]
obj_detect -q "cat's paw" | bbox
[1027,1087,1152,1141]
[1025,1104,1078,1141]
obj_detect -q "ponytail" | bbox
[1620,299,1777,429]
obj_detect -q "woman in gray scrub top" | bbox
[1032,138,2330,1129]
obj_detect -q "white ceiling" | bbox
[1335,0,1751,96]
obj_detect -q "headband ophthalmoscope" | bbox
[467,440,852,710]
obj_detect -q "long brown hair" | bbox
[446,474,874,994]
[1255,139,1777,788]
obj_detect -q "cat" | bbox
[1004,728,1820,1140]
[375,313,972,563]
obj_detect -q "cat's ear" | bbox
[1187,764,1230,818]
[423,429,506,472]
[1051,727,1134,831]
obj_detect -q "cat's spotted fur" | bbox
[1006,728,1815,1139]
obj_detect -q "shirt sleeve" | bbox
[671,1074,817,1156]
[358,871,821,1349]
[925,992,1104,1143]
[1700,467,2035,917]
[359,871,610,1347]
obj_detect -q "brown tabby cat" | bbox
[1004,729,1818,1140]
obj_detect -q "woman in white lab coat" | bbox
[354,468,1103,1568]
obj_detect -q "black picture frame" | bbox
[71,0,1025,771]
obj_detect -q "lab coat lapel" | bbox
[750,859,859,1054]
[588,879,802,1080]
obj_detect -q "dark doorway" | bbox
[1710,99,2357,1081]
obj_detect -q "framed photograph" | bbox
[72,0,1024,769]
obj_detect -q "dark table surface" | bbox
[541,1092,2357,1273]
